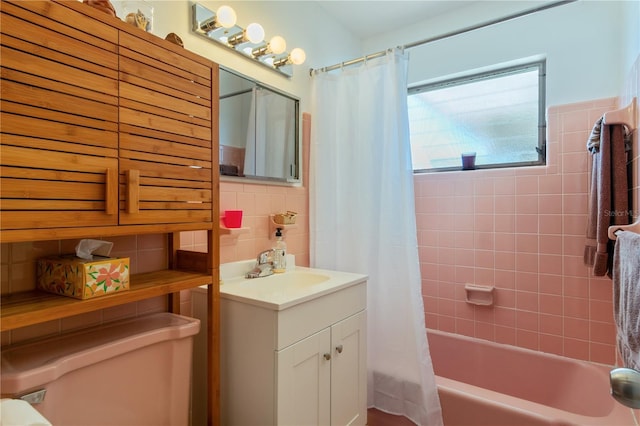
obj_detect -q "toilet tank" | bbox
[1,312,200,426]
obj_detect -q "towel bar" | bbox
[608,217,640,240]
[603,97,637,130]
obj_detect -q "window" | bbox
[408,61,546,172]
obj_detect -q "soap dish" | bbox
[465,284,495,306]
[273,211,297,225]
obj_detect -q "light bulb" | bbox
[216,5,236,28]
[289,48,306,65]
[269,36,286,55]
[263,57,275,66]
[245,23,265,44]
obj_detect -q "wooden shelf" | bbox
[1,1,221,422]
[219,218,250,236]
[220,226,250,236]
[0,222,215,244]
[0,269,213,332]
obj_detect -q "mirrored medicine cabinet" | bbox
[219,68,300,183]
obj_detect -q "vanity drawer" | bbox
[276,281,366,350]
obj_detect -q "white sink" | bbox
[238,270,331,288]
[218,259,367,310]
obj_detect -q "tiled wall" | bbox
[2,61,637,366]
[218,180,309,265]
[181,113,312,267]
[179,181,310,264]
[623,56,640,221]
[417,55,640,365]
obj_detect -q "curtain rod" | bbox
[309,0,576,76]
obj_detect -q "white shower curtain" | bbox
[310,49,443,425]
[244,87,295,179]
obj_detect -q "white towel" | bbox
[613,230,640,370]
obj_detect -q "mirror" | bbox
[219,68,300,182]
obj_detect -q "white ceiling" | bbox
[315,1,479,39]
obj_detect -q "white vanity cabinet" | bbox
[277,309,366,425]
[191,269,367,426]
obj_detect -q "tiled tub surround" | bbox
[186,95,639,368]
[417,94,639,365]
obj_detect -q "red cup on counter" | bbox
[223,210,243,228]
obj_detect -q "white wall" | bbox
[363,1,635,107]
[621,0,640,90]
[115,0,363,114]
[116,1,637,110]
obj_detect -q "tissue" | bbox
[0,399,52,426]
[75,239,113,260]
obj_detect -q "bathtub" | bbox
[427,329,638,425]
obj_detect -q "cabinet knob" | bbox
[335,344,343,354]
[323,353,331,361]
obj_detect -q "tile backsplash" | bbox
[180,113,312,267]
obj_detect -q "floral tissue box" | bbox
[37,255,130,300]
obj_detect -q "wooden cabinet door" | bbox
[0,1,119,231]
[277,327,331,425]
[118,32,216,226]
[1,1,218,233]
[331,310,367,426]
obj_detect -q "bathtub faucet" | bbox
[246,249,275,278]
[610,367,640,409]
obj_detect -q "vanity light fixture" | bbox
[198,5,237,32]
[228,22,265,46]
[273,47,306,68]
[252,35,287,58]
[192,3,306,77]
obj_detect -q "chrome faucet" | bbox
[245,249,275,278]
